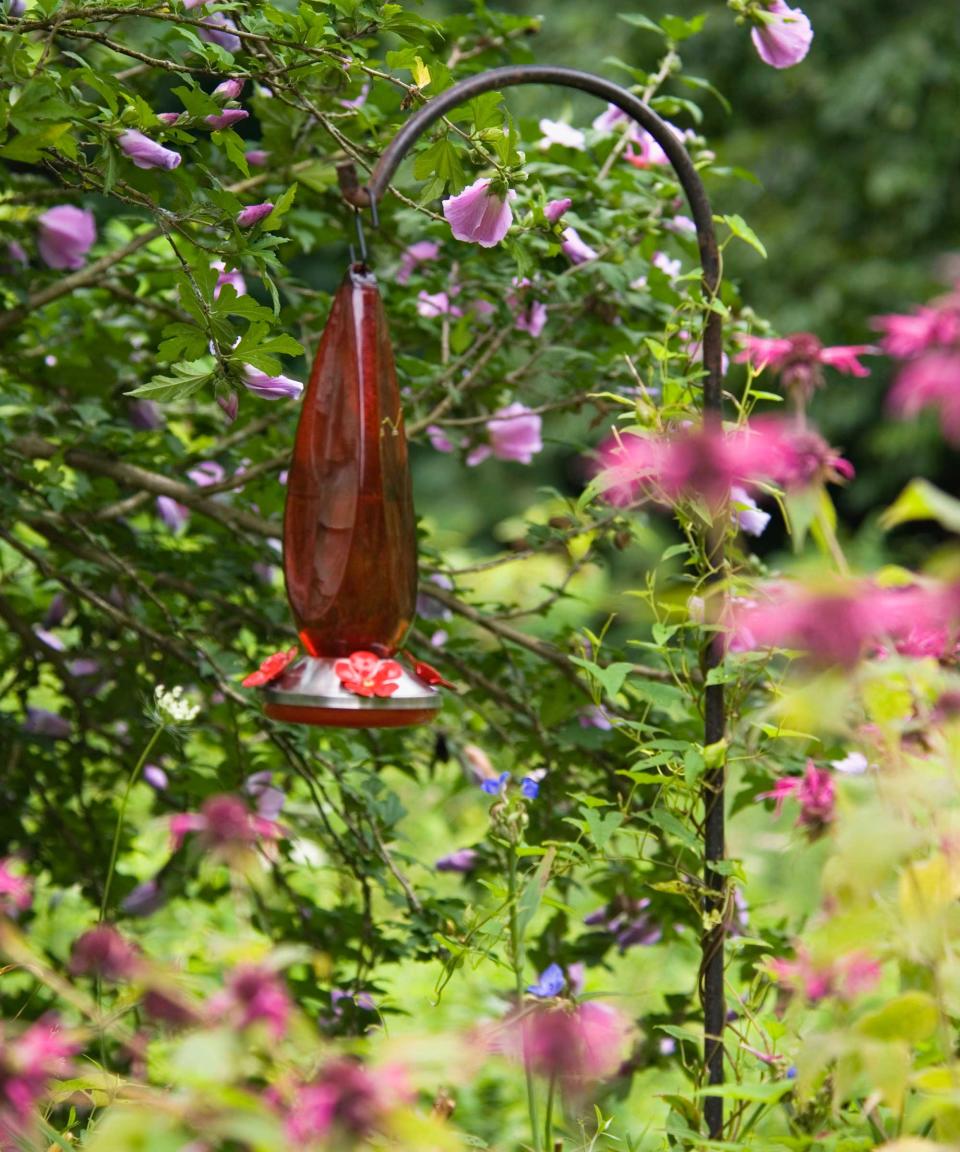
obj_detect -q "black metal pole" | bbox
[338,64,726,1138]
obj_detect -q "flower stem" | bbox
[543,1072,557,1151]
[99,725,163,922]
[507,847,541,1152]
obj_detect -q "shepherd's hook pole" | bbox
[337,64,727,1140]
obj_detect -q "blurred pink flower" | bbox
[468,402,543,466]
[561,225,598,265]
[730,485,770,537]
[507,1001,629,1084]
[544,197,572,224]
[237,202,273,228]
[69,925,140,981]
[538,119,585,151]
[887,350,960,444]
[435,848,479,873]
[759,760,835,827]
[736,332,876,398]
[0,1017,77,1130]
[872,305,960,358]
[37,205,96,270]
[212,965,291,1039]
[417,290,461,319]
[426,425,456,453]
[245,149,270,166]
[118,130,181,171]
[509,279,547,338]
[198,10,241,52]
[750,0,813,69]
[769,947,879,1002]
[156,495,190,533]
[169,793,282,853]
[625,130,668,168]
[287,1060,411,1143]
[0,859,31,917]
[442,178,515,247]
[156,112,181,125]
[396,239,440,284]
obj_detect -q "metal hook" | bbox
[352,207,368,267]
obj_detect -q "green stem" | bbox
[99,724,163,922]
[508,847,541,1152]
[543,1072,557,1152]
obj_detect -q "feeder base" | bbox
[261,656,441,730]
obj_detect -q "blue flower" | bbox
[520,776,540,799]
[526,962,565,998]
[480,771,510,795]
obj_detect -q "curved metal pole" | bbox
[339,64,726,1140]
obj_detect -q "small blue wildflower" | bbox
[480,771,510,796]
[786,1066,797,1080]
[527,962,565,998]
[520,776,540,799]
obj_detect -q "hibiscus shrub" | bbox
[2,1,960,1151]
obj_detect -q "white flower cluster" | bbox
[154,683,200,724]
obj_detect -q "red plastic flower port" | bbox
[334,651,403,698]
[243,647,298,688]
[412,659,456,691]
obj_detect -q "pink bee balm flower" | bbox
[887,350,960,445]
[396,239,440,284]
[560,225,598,265]
[442,178,515,248]
[245,148,269,166]
[206,108,249,130]
[468,402,544,467]
[242,366,303,400]
[118,130,181,170]
[736,332,877,399]
[544,197,572,224]
[212,78,244,101]
[169,793,282,853]
[212,965,291,1038]
[287,1060,412,1144]
[69,925,141,981]
[237,201,273,228]
[0,1017,77,1126]
[750,0,813,69]
[506,1001,630,1085]
[0,858,31,917]
[872,305,960,358]
[538,118,586,151]
[769,947,879,1002]
[759,760,835,828]
[37,205,96,270]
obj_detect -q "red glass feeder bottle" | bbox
[261,264,441,728]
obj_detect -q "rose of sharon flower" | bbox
[243,646,298,688]
[198,10,241,52]
[206,108,249,131]
[750,0,813,69]
[156,495,190,534]
[0,858,31,917]
[544,197,572,224]
[561,226,598,265]
[466,402,543,467]
[506,1001,629,1085]
[245,149,270,166]
[442,178,515,248]
[435,848,478,873]
[213,260,246,299]
[731,485,770,537]
[758,761,835,829]
[118,130,181,171]
[37,205,96,271]
[334,651,403,698]
[212,78,244,101]
[396,240,440,285]
[538,119,586,151]
[237,202,274,228]
[242,367,303,400]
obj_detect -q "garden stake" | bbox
[334,65,728,1140]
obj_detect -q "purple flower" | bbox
[242,365,303,399]
[480,771,510,796]
[339,81,370,110]
[426,425,456,453]
[143,763,169,790]
[579,705,613,730]
[70,926,140,981]
[561,226,598,266]
[129,399,164,429]
[206,108,249,130]
[198,10,241,53]
[417,290,461,319]
[544,197,572,224]
[7,0,26,16]
[121,878,165,916]
[43,594,68,628]
[214,965,291,1039]
[527,963,565,998]
[585,897,662,953]
[212,78,244,101]
[118,130,182,171]
[187,460,225,487]
[156,495,190,533]
[156,111,182,126]
[396,239,440,284]
[237,202,273,228]
[244,770,285,820]
[245,148,269,166]
[213,259,246,299]
[515,299,548,338]
[592,103,628,134]
[520,776,541,800]
[6,240,28,267]
[435,848,479,873]
[22,708,71,740]
[468,402,543,467]
[538,119,585,151]
[730,485,770,537]
[68,657,101,679]
[33,626,64,651]
[442,178,516,248]
[218,391,239,423]
[37,205,96,271]
[750,0,813,69]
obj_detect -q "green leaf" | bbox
[582,807,624,850]
[717,213,767,259]
[856,992,939,1043]
[569,657,634,701]
[880,478,960,534]
[125,359,215,403]
[698,1080,794,1103]
[413,136,465,191]
[659,12,708,41]
[617,13,664,35]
